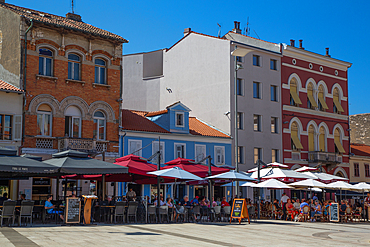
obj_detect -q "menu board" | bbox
[230,199,250,224]
[66,198,81,224]
[329,203,339,222]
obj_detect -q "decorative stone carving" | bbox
[59,96,89,118]
[89,101,115,122]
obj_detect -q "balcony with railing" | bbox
[58,137,108,154]
[308,151,342,164]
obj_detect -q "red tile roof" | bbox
[122,110,230,138]
[0,3,127,43]
[0,79,23,93]
[145,110,168,117]
[351,143,370,157]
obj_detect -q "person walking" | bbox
[280,193,289,220]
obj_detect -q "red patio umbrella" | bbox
[164,157,229,178]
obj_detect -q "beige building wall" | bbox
[349,156,370,183]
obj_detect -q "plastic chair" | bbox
[214,206,221,221]
[248,206,256,223]
[114,201,126,224]
[147,205,157,223]
[175,205,186,222]
[192,206,201,222]
[127,201,138,223]
[18,200,34,226]
[1,201,16,227]
[159,206,169,223]
[223,206,231,222]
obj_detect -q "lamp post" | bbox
[231,45,251,197]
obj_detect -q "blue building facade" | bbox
[118,102,232,201]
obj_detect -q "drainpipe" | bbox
[22,19,33,146]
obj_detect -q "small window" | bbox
[36,104,52,137]
[236,78,243,96]
[152,141,165,163]
[270,59,277,70]
[95,58,106,84]
[175,113,184,127]
[253,82,261,99]
[39,48,53,76]
[68,54,81,80]
[254,147,262,164]
[128,139,142,156]
[254,115,261,132]
[253,55,260,66]
[0,114,12,140]
[215,146,225,165]
[354,163,360,177]
[272,149,279,162]
[271,117,278,133]
[195,144,206,162]
[365,164,370,177]
[236,56,243,63]
[93,111,106,140]
[238,146,244,164]
[175,143,186,158]
[237,112,243,130]
[270,85,278,102]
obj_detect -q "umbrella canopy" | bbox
[250,179,292,189]
[148,167,203,181]
[326,181,358,191]
[0,147,56,175]
[246,162,288,173]
[250,167,312,182]
[20,154,43,161]
[301,172,348,183]
[164,157,229,178]
[114,154,157,176]
[295,166,319,172]
[221,181,254,187]
[43,150,128,175]
[353,182,370,192]
[289,179,328,189]
[206,170,257,181]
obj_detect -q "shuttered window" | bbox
[290,79,302,105]
[291,122,303,150]
[128,139,142,157]
[334,129,345,153]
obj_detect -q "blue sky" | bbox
[8,0,370,114]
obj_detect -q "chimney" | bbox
[290,39,295,47]
[66,12,82,22]
[232,21,241,34]
[183,28,191,36]
[299,39,304,49]
[325,48,331,57]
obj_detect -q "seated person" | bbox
[16,194,26,206]
[273,199,281,211]
[179,196,191,207]
[339,200,347,216]
[311,200,322,220]
[154,196,166,206]
[299,199,309,214]
[221,197,230,207]
[190,196,199,205]
[45,195,64,221]
[293,199,300,210]
[0,192,9,205]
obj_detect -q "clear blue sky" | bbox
[8,0,369,115]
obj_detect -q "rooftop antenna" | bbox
[245,17,250,36]
[253,29,260,39]
[217,23,221,38]
[71,0,74,13]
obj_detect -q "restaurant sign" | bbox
[65,198,81,224]
[230,198,250,224]
[329,202,339,222]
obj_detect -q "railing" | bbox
[58,137,108,154]
[308,151,341,163]
[36,137,54,149]
[291,152,301,161]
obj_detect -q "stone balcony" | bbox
[308,151,342,164]
[57,137,108,155]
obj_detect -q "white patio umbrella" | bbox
[249,179,292,189]
[326,181,360,201]
[353,182,370,217]
[250,168,312,182]
[221,181,254,187]
[246,162,288,173]
[289,179,329,189]
[295,166,319,172]
[147,166,203,180]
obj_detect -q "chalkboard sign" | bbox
[230,198,250,224]
[329,203,339,222]
[66,198,81,224]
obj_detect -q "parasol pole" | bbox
[56,176,60,201]
[208,155,213,207]
[157,136,161,222]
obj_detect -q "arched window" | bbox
[95,58,106,84]
[291,122,303,150]
[39,48,53,76]
[290,78,302,106]
[93,111,106,140]
[334,128,345,154]
[65,106,81,138]
[317,85,328,111]
[37,104,52,136]
[308,125,315,151]
[319,126,326,151]
[333,88,344,114]
[307,83,317,109]
[68,53,81,80]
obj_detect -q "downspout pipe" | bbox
[22,19,33,146]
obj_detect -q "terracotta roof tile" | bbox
[122,110,170,133]
[0,79,23,93]
[145,110,168,117]
[1,3,127,43]
[351,143,370,157]
[189,117,230,138]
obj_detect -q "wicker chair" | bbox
[272,205,282,220]
[353,207,362,222]
[345,207,353,222]
[298,206,310,222]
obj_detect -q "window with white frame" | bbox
[95,58,107,84]
[128,139,142,156]
[93,111,106,140]
[0,114,12,140]
[36,104,52,137]
[152,141,165,163]
[68,53,81,80]
[174,143,186,158]
[39,48,53,76]
[195,144,206,162]
[214,146,225,165]
[65,106,81,138]
[175,112,184,127]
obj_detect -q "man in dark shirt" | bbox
[0,193,8,205]
[340,200,347,216]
